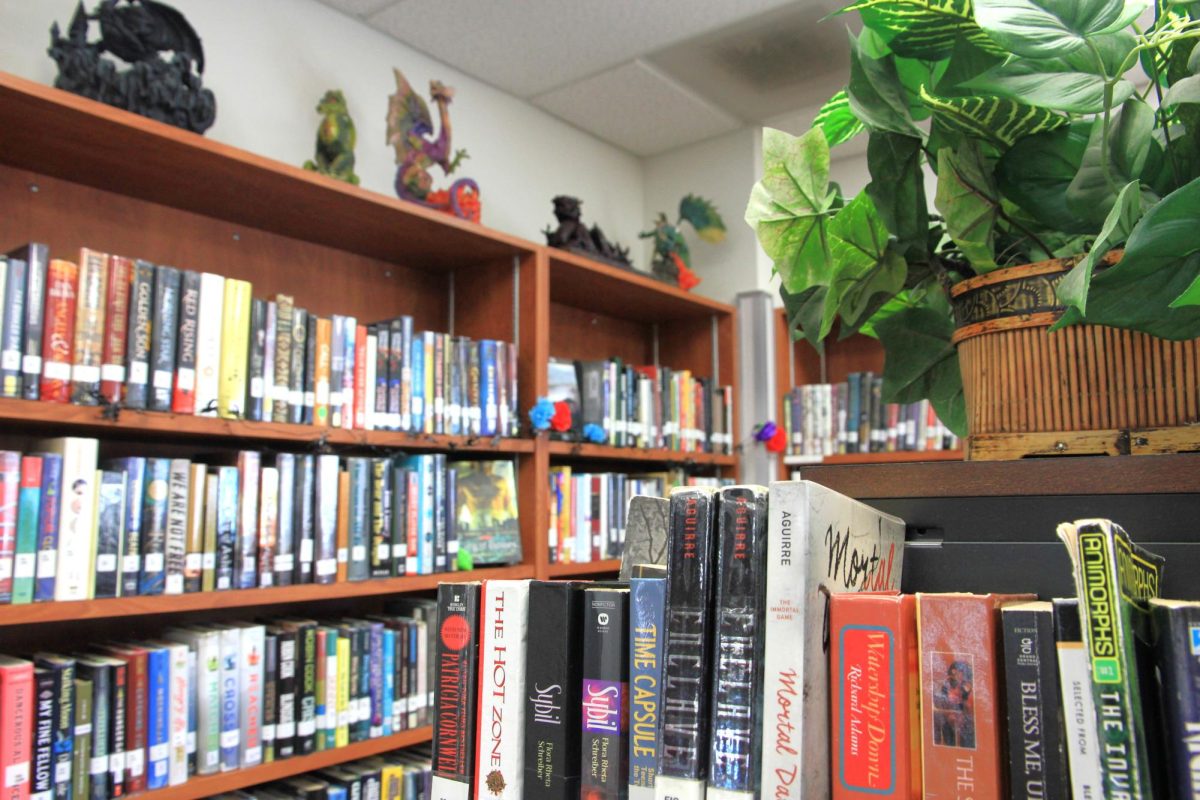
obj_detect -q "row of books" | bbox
[547,357,733,454]
[0,437,521,605]
[213,745,433,799]
[0,603,438,800]
[784,376,959,456]
[0,244,519,435]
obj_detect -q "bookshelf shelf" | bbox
[545,558,622,577]
[784,450,964,467]
[0,564,534,628]
[0,397,536,454]
[547,440,737,467]
[136,727,432,800]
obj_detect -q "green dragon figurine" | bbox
[303,89,360,186]
[641,194,726,291]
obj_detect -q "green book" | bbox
[12,454,43,604]
[72,675,93,800]
[1057,518,1166,800]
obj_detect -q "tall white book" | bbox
[759,480,905,800]
[1054,600,1104,800]
[473,579,530,800]
[164,640,190,786]
[166,627,221,776]
[193,272,224,416]
[238,624,265,768]
[37,437,99,601]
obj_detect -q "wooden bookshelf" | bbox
[548,440,737,467]
[784,450,964,467]
[546,558,623,577]
[138,727,432,800]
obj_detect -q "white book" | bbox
[364,333,377,430]
[217,626,240,772]
[323,633,338,744]
[193,272,224,416]
[341,315,356,430]
[598,476,610,559]
[164,640,190,786]
[37,437,99,601]
[257,466,279,588]
[1056,620,1103,800]
[473,580,530,800]
[759,480,905,800]
[575,474,591,563]
[167,627,221,776]
[238,624,265,768]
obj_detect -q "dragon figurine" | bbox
[303,90,360,186]
[641,195,727,291]
[386,68,480,222]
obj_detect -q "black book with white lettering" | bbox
[580,586,630,800]
[657,486,719,800]
[1001,600,1069,800]
[431,581,481,799]
[523,580,586,800]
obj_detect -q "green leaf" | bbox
[1066,97,1154,224]
[678,194,726,243]
[1164,74,1200,104]
[849,0,1005,59]
[996,121,1095,232]
[919,85,1068,148]
[973,0,1150,58]
[825,194,910,336]
[935,33,1007,94]
[780,284,830,348]
[935,141,1002,270]
[866,132,931,253]
[847,30,925,137]
[1053,180,1143,325]
[1077,177,1200,338]
[964,59,1134,113]
[874,302,967,436]
[814,90,866,147]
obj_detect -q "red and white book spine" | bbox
[99,256,133,405]
[472,580,530,800]
[352,324,367,430]
[0,452,18,603]
[363,332,376,430]
[0,656,33,800]
[38,260,78,404]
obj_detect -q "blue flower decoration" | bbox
[582,423,606,444]
[528,397,555,431]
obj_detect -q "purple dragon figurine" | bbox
[386,67,480,222]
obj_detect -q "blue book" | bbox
[399,456,429,575]
[368,621,384,738]
[32,452,62,603]
[347,458,371,581]
[410,332,424,433]
[328,785,348,800]
[103,457,144,598]
[217,628,240,771]
[138,458,171,595]
[480,339,498,436]
[143,644,170,789]
[381,627,395,737]
[629,573,667,800]
[214,467,238,591]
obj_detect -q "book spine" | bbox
[390,466,408,578]
[580,588,629,800]
[1150,601,1200,800]
[52,439,98,602]
[289,308,307,425]
[217,280,251,419]
[107,660,126,797]
[274,629,297,759]
[473,581,530,800]
[315,317,332,425]
[71,673,92,800]
[341,317,356,430]
[99,256,132,405]
[105,457,142,598]
[274,454,296,586]
[0,659,34,800]
[121,261,153,410]
[262,633,277,763]
[214,466,238,590]
[303,311,316,424]
[390,322,405,431]
[354,325,368,430]
[166,644,188,786]
[44,659,76,800]
[657,487,718,797]
[432,582,482,800]
[272,295,293,423]
[163,459,190,595]
[1,256,27,399]
[183,463,206,593]
[1002,605,1069,800]
[12,455,42,605]
[381,627,395,736]
[192,633,219,776]
[372,325,388,430]
[335,635,350,749]
[329,315,344,428]
[347,458,371,581]
[257,466,279,588]
[433,455,447,573]
[193,272,225,417]
[295,455,316,584]
[32,668,54,800]
[19,244,48,400]
[370,458,390,579]
[147,265,179,412]
[71,249,108,405]
[144,648,168,790]
[445,466,457,572]
[171,270,200,414]
[138,458,170,596]
[314,454,340,584]
[263,301,276,421]
[245,297,267,422]
[92,470,125,599]
[39,259,78,404]
[218,628,240,772]
[79,663,110,800]
[629,577,666,800]
[409,330,423,433]
[240,626,265,768]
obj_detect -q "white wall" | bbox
[0,0,645,249]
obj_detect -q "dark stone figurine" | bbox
[48,0,216,134]
[543,196,633,269]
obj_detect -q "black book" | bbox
[1,253,27,398]
[1149,599,1200,800]
[658,486,720,795]
[388,319,403,430]
[174,269,200,410]
[347,458,371,582]
[581,586,630,800]
[371,458,391,578]
[104,656,127,798]
[432,581,482,798]
[270,626,298,760]
[343,622,363,744]
[318,767,362,800]
[303,314,316,425]
[289,308,307,425]
[392,618,410,730]
[371,324,389,429]
[148,265,180,412]
[708,485,769,796]
[246,297,267,421]
[577,360,607,441]
[263,632,278,764]
[10,243,48,400]
[390,465,408,577]
[124,260,155,409]
[74,656,113,800]
[1001,600,1070,800]
[33,667,56,800]
[354,624,372,743]
[139,458,171,595]
[93,469,127,599]
[523,580,587,800]
[291,620,318,755]
[281,776,330,800]
[35,654,76,800]
[275,453,296,587]
[294,454,316,584]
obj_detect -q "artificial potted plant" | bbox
[747,0,1200,454]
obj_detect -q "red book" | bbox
[102,645,148,794]
[916,593,1034,800]
[405,470,418,574]
[831,592,921,800]
[353,325,367,430]
[0,452,19,604]
[0,655,34,800]
[39,259,78,403]
[100,256,133,405]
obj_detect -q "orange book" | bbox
[916,592,1035,800]
[335,469,349,583]
[831,592,921,800]
[99,255,133,404]
[353,324,367,430]
[39,259,78,403]
[314,317,332,426]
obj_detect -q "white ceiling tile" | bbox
[365,0,801,97]
[319,0,403,19]
[532,60,742,157]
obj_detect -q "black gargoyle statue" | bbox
[544,196,633,270]
[48,0,216,134]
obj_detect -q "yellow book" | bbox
[381,763,405,799]
[184,463,206,592]
[314,317,331,426]
[550,466,572,563]
[335,636,350,748]
[217,279,252,418]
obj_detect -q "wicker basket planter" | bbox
[949,253,1200,459]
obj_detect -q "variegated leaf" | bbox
[814,90,866,147]
[846,0,1004,59]
[918,85,1068,148]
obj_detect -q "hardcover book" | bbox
[1052,599,1103,800]
[217,280,251,419]
[760,480,906,800]
[629,569,667,800]
[581,586,630,800]
[12,454,42,605]
[194,272,225,417]
[452,460,521,566]
[99,255,133,405]
[148,265,180,412]
[37,438,98,602]
[1148,598,1200,800]
[1,254,27,399]
[1057,519,1166,800]
[432,582,482,800]
[93,469,127,599]
[122,260,154,410]
[171,269,200,415]
[163,458,190,595]
[314,455,340,584]
[11,243,48,400]
[139,458,171,596]
[245,296,267,422]
[235,451,261,590]
[0,655,33,800]
[0,452,19,605]
[272,294,294,424]
[71,248,108,405]
[473,580,530,800]
[39,259,78,404]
